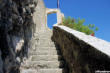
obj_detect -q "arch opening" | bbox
[47,13,57,29]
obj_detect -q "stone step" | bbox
[21,69,64,73]
[36,42,55,47]
[38,32,52,37]
[39,69,64,73]
[37,38,53,42]
[38,35,52,38]
[33,47,58,51]
[30,49,60,55]
[38,31,52,35]
[20,69,36,73]
[37,30,52,35]
[31,55,62,61]
[37,40,55,45]
[22,61,64,69]
[36,45,55,47]
[35,47,58,50]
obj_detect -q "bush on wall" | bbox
[60,17,98,35]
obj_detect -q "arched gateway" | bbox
[33,0,64,33]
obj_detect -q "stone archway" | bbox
[46,8,64,28]
[47,13,57,29]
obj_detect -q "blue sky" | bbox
[44,0,110,42]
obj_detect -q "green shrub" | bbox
[60,17,98,35]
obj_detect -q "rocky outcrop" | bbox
[0,0,37,73]
[52,25,110,73]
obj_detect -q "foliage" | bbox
[61,17,98,35]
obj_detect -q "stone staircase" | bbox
[20,29,67,73]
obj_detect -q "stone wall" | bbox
[0,0,37,73]
[33,0,47,33]
[52,25,110,73]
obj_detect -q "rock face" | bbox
[0,0,38,73]
[52,25,110,73]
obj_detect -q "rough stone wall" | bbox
[0,0,38,73]
[52,25,110,73]
[33,0,46,33]
[29,0,47,56]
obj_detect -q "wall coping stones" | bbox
[53,25,110,57]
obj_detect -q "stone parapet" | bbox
[52,25,110,73]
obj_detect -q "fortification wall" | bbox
[52,25,110,73]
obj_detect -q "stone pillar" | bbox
[57,9,64,24]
